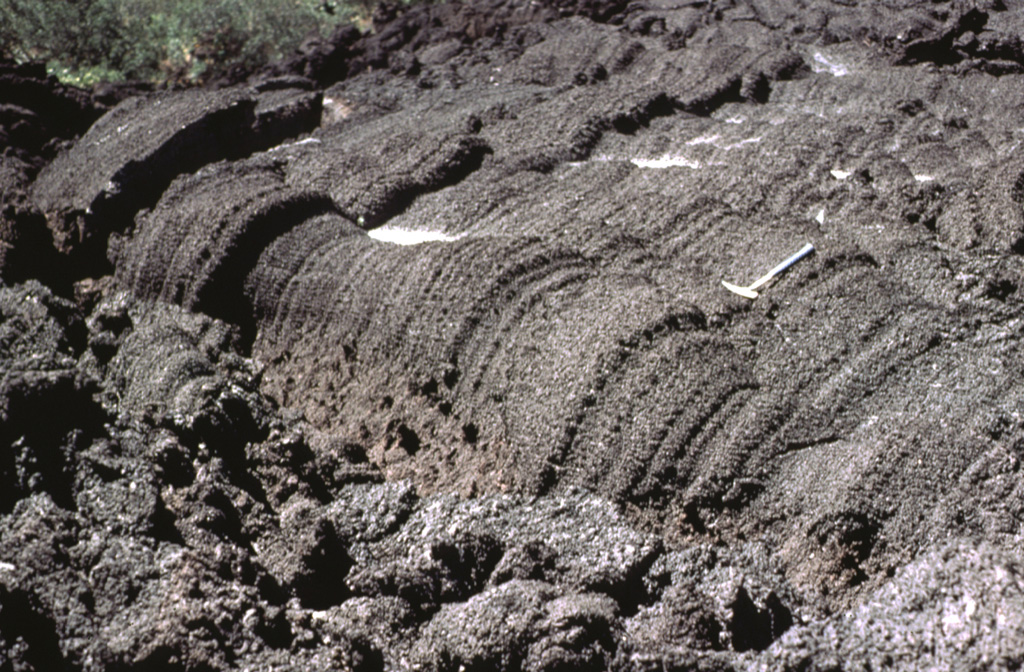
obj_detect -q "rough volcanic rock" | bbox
[758,542,1024,671]
[114,155,352,347]
[0,281,90,514]
[0,60,102,288]
[266,0,626,86]
[225,0,1024,616]
[0,59,100,168]
[6,0,1024,670]
[411,579,620,672]
[0,156,61,287]
[30,83,323,282]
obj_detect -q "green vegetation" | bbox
[0,0,414,86]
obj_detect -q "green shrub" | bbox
[0,0,427,86]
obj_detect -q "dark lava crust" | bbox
[5,1,1024,670]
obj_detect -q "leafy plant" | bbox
[0,0,433,86]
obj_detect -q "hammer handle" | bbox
[749,243,815,291]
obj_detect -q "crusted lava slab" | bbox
[30,84,322,281]
[7,1,1024,671]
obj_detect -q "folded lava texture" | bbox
[4,1,1024,670]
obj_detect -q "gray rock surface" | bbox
[31,84,322,279]
[757,543,1024,671]
[3,0,1024,669]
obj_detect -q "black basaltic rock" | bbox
[30,83,323,283]
[0,60,102,290]
[5,0,1024,670]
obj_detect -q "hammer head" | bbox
[721,280,759,299]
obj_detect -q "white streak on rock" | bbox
[721,136,762,150]
[813,52,849,77]
[368,227,462,245]
[686,134,721,146]
[631,156,701,169]
[268,137,321,152]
